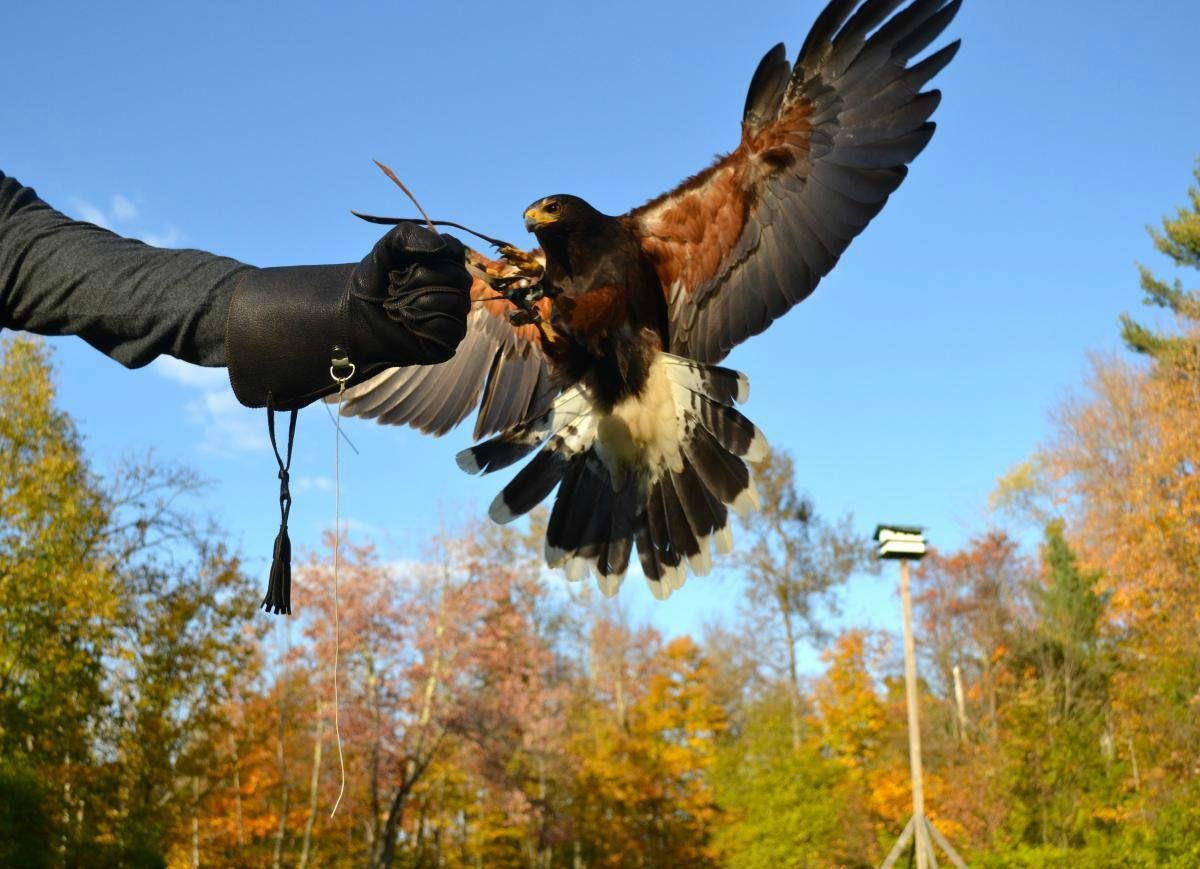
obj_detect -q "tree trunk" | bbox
[367,657,381,855]
[778,592,803,752]
[191,776,201,868]
[374,782,411,868]
[985,659,998,742]
[373,580,448,867]
[537,756,549,868]
[614,669,628,732]
[1128,736,1141,791]
[298,699,326,869]
[273,675,291,869]
[61,752,72,862]
[952,664,969,746]
[233,765,245,852]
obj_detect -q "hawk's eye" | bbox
[545,201,560,214]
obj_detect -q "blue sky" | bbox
[4,1,1198,670]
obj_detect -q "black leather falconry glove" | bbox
[225,223,471,410]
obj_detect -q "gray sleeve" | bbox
[0,170,253,367]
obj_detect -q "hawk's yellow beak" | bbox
[524,204,556,233]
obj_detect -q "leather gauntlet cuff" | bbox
[225,264,356,410]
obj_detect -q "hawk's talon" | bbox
[508,309,539,327]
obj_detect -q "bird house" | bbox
[874,525,927,560]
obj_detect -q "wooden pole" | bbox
[952,664,968,746]
[925,817,967,869]
[899,558,929,869]
[880,816,916,869]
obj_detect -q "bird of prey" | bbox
[340,0,962,599]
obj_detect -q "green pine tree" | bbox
[990,522,1117,856]
[1036,520,1107,690]
[1120,161,1200,364]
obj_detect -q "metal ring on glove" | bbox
[330,362,356,384]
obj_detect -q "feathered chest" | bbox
[553,284,629,340]
[539,221,669,351]
[536,240,668,409]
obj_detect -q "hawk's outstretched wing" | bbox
[340,0,959,435]
[338,268,556,439]
[627,0,961,364]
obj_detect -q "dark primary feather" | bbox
[742,43,791,134]
[629,0,961,365]
[671,463,727,552]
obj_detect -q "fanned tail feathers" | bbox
[456,353,767,600]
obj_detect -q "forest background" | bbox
[2,165,1198,866]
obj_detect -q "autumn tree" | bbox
[278,518,577,868]
[984,522,1118,857]
[711,692,854,868]
[568,615,728,866]
[0,337,263,865]
[737,447,874,751]
[436,521,574,867]
[983,165,1200,860]
[913,532,1030,746]
[0,337,113,861]
[114,545,260,860]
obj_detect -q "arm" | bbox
[0,171,471,408]
[0,171,246,367]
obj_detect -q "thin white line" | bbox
[329,381,347,819]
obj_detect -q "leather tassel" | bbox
[262,406,298,615]
[262,524,292,615]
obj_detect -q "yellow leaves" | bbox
[0,336,115,765]
[865,765,913,828]
[811,631,888,772]
[991,170,1200,852]
[990,459,1060,525]
[565,628,728,865]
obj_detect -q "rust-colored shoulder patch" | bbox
[558,285,626,339]
[625,95,815,305]
[633,159,752,297]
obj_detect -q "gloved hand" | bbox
[226,223,471,409]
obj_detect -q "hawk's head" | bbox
[523,195,603,236]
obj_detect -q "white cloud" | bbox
[110,194,138,221]
[69,192,184,247]
[150,357,265,455]
[296,475,334,493]
[194,389,267,454]
[153,356,229,389]
[72,198,110,229]
[339,517,387,539]
[385,557,430,577]
[140,227,186,249]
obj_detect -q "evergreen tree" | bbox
[1035,520,1107,710]
[1120,161,1200,363]
[991,522,1116,854]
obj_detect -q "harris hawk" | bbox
[341,0,962,599]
